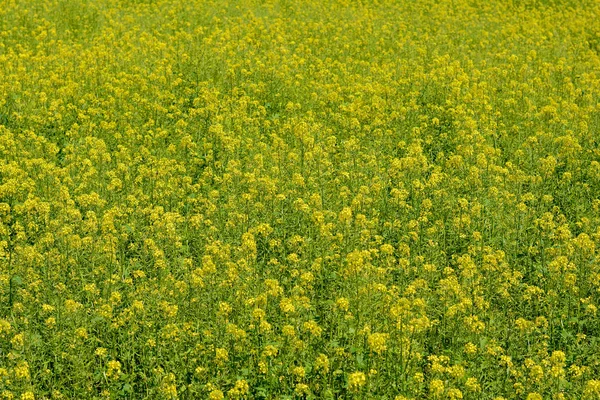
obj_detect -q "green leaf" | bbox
[11,275,23,286]
[120,383,133,394]
[356,353,366,368]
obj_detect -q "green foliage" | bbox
[0,0,599,399]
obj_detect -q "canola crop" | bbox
[1,0,600,398]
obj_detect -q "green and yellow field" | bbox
[1,0,600,398]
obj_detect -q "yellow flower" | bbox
[41,304,55,313]
[11,333,24,349]
[208,389,224,400]
[303,320,322,337]
[292,366,306,380]
[282,325,296,338]
[262,345,278,358]
[526,393,542,400]
[464,342,477,355]
[447,388,463,400]
[106,360,121,380]
[160,373,177,398]
[0,319,11,336]
[465,377,481,392]
[229,379,249,397]
[429,378,444,397]
[14,361,30,380]
[336,297,350,311]
[279,298,296,314]
[367,332,388,355]
[339,207,353,224]
[584,380,600,397]
[315,353,330,374]
[295,383,310,396]
[215,348,229,365]
[348,371,366,392]
[75,327,88,339]
[95,347,108,357]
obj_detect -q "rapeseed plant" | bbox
[0,0,599,398]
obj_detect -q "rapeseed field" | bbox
[1,0,600,398]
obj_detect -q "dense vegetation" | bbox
[1,0,600,398]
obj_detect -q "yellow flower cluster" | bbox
[0,0,598,398]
